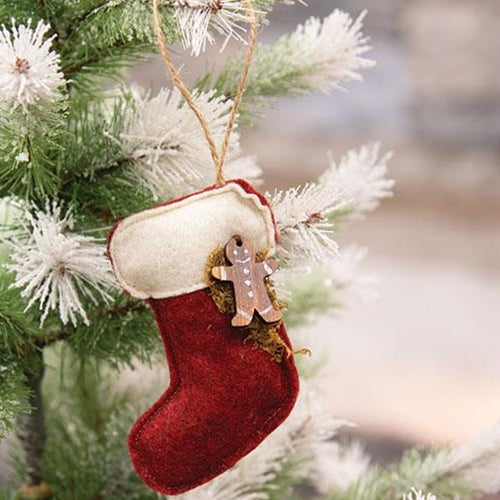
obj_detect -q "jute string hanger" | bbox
[152,0,259,186]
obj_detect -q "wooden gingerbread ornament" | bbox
[212,235,282,327]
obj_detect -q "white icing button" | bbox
[248,291,254,298]
[244,280,252,286]
[244,268,250,274]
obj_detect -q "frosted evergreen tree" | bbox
[0,1,499,499]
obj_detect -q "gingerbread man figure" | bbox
[212,235,282,327]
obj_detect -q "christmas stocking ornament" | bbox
[108,179,299,495]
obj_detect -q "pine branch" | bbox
[65,295,161,370]
[329,436,500,500]
[34,0,60,30]
[63,43,153,93]
[0,2,44,26]
[37,357,163,500]
[271,143,393,267]
[0,274,39,357]
[117,86,243,201]
[61,0,117,36]
[7,202,117,327]
[0,359,30,442]
[65,169,155,222]
[59,93,128,179]
[321,144,394,223]
[281,269,338,329]
[58,0,178,93]
[198,9,373,112]
[0,105,67,202]
[54,91,155,221]
[402,489,437,500]
[15,350,46,487]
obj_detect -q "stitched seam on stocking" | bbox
[131,309,295,490]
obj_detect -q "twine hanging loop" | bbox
[151,0,259,186]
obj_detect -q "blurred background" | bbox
[134,0,500,469]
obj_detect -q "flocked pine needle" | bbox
[0,20,64,110]
[8,203,117,326]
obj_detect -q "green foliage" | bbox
[60,95,126,179]
[65,294,161,370]
[58,1,176,93]
[213,45,306,101]
[256,457,307,500]
[0,360,29,441]
[0,244,40,440]
[57,90,155,221]
[0,1,44,25]
[0,102,68,202]
[0,274,39,358]
[72,171,155,221]
[330,447,478,500]
[283,269,339,329]
[198,31,322,114]
[0,280,45,439]
[38,357,162,500]
[328,206,359,227]
[0,491,16,500]
[69,45,153,94]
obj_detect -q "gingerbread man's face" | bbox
[225,236,256,265]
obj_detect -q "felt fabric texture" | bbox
[108,181,276,299]
[108,180,299,495]
[130,291,299,495]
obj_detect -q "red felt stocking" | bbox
[108,180,299,495]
